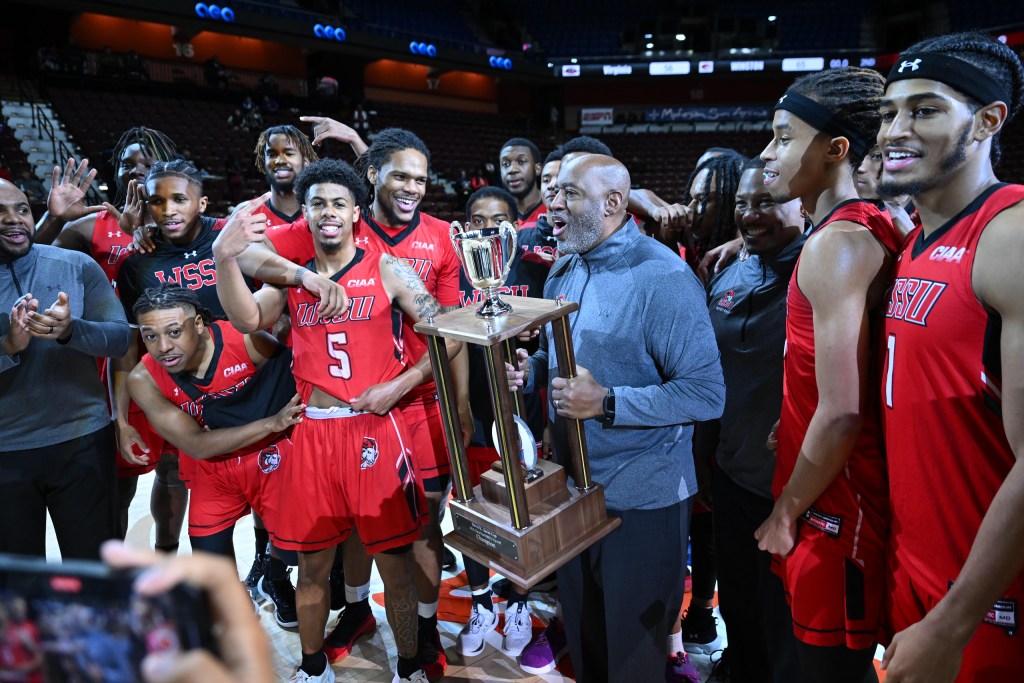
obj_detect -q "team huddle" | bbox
[1,30,1023,683]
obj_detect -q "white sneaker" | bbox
[457,603,498,657]
[391,670,429,683]
[502,601,533,657]
[288,664,336,683]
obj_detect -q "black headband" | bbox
[886,53,1010,107]
[774,91,872,159]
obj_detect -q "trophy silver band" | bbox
[414,221,620,590]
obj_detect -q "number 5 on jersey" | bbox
[327,332,352,379]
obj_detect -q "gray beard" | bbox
[557,206,605,254]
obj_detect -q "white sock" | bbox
[669,629,684,655]
[345,581,371,603]
[417,600,438,619]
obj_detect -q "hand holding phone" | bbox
[101,542,274,683]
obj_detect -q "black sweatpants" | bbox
[559,498,691,683]
[712,464,802,683]
[0,425,118,560]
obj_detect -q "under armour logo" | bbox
[777,94,787,104]
[184,250,198,258]
[355,236,370,246]
[898,59,921,73]
[107,231,117,238]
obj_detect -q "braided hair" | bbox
[133,283,214,324]
[110,127,177,203]
[146,159,204,192]
[252,125,318,175]
[683,151,746,251]
[788,67,885,167]
[896,32,1024,166]
[294,158,368,208]
[354,128,430,204]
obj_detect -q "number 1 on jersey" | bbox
[885,333,895,409]
[327,332,352,379]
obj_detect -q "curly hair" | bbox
[252,125,318,175]
[894,31,1024,166]
[789,66,885,167]
[294,158,368,208]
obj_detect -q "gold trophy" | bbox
[415,221,620,590]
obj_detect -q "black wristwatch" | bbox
[601,388,615,425]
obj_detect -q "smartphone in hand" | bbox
[0,553,218,683]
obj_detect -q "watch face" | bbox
[490,415,537,470]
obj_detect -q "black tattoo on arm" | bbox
[384,255,442,320]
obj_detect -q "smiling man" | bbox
[214,157,455,683]
[510,153,724,681]
[703,158,805,682]
[754,68,903,683]
[251,125,318,228]
[876,33,1024,683]
[0,179,131,559]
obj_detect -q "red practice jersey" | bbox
[883,183,1024,598]
[288,249,408,403]
[141,321,268,461]
[775,199,902,556]
[89,210,135,294]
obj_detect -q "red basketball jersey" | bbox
[518,200,545,230]
[775,199,902,555]
[883,183,1024,597]
[266,216,313,264]
[89,210,135,294]
[141,321,265,461]
[288,249,408,403]
[252,197,301,229]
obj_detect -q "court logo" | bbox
[259,444,281,473]
[361,437,379,469]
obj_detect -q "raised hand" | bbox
[48,157,103,222]
[212,200,268,261]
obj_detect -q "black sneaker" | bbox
[441,546,457,572]
[243,552,266,603]
[258,572,298,628]
[417,616,447,681]
[681,607,722,655]
[329,568,345,612]
[707,648,733,682]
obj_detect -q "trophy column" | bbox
[415,296,620,590]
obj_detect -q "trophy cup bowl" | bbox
[450,220,518,317]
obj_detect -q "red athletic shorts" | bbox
[184,437,291,538]
[398,391,451,483]
[776,524,885,650]
[887,555,1024,679]
[115,404,165,478]
[270,407,426,553]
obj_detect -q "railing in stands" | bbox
[17,78,106,205]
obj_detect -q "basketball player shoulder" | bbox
[973,196,1024,309]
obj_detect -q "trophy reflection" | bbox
[450,220,518,317]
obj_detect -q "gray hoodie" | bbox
[1,245,131,451]
[704,235,805,498]
[529,218,725,510]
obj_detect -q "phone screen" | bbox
[0,554,217,683]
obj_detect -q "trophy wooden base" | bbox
[445,461,622,590]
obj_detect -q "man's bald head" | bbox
[0,179,35,258]
[550,154,632,254]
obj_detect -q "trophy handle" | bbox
[498,220,518,279]
[449,220,465,254]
